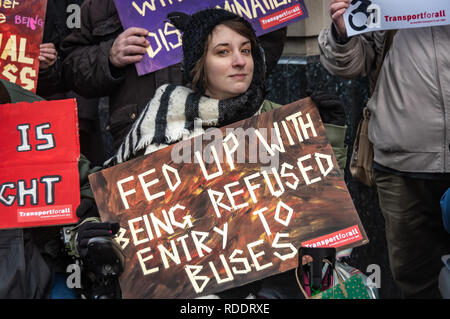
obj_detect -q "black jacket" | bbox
[37,0,84,97]
[60,0,184,150]
[60,0,286,150]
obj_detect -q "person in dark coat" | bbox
[60,0,287,152]
[37,0,107,167]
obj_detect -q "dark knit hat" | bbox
[167,8,265,92]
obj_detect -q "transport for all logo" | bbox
[348,0,381,32]
[345,0,450,36]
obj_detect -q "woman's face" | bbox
[204,24,254,100]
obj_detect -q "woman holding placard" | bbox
[103,8,348,299]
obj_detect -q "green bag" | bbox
[296,259,377,299]
[314,274,370,299]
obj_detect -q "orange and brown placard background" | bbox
[89,97,368,298]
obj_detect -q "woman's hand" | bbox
[38,43,58,70]
[330,0,350,38]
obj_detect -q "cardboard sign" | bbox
[89,97,368,299]
[0,0,48,92]
[344,0,450,36]
[113,0,309,75]
[0,99,80,229]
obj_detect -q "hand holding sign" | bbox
[330,0,350,38]
[109,27,151,68]
[38,43,58,70]
[343,0,450,37]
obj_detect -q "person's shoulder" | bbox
[0,80,45,103]
[82,0,115,10]
[82,0,122,29]
[260,99,282,113]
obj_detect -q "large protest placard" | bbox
[89,97,369,299]
[344,0,450,37]
[113,0,308,75]
[0,0,48,92]
[0,99,80,229]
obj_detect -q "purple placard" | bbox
[113,0,309,76]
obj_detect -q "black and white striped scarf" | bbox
[104,82,265,166]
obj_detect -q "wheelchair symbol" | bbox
[348,0,373,31]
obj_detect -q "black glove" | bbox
[76,198,100,219]
[77,221,120,258]
[307,90,346,126]
[75,198,119,258]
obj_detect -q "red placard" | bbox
[0,0,48,92]
[0,99,80,229]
